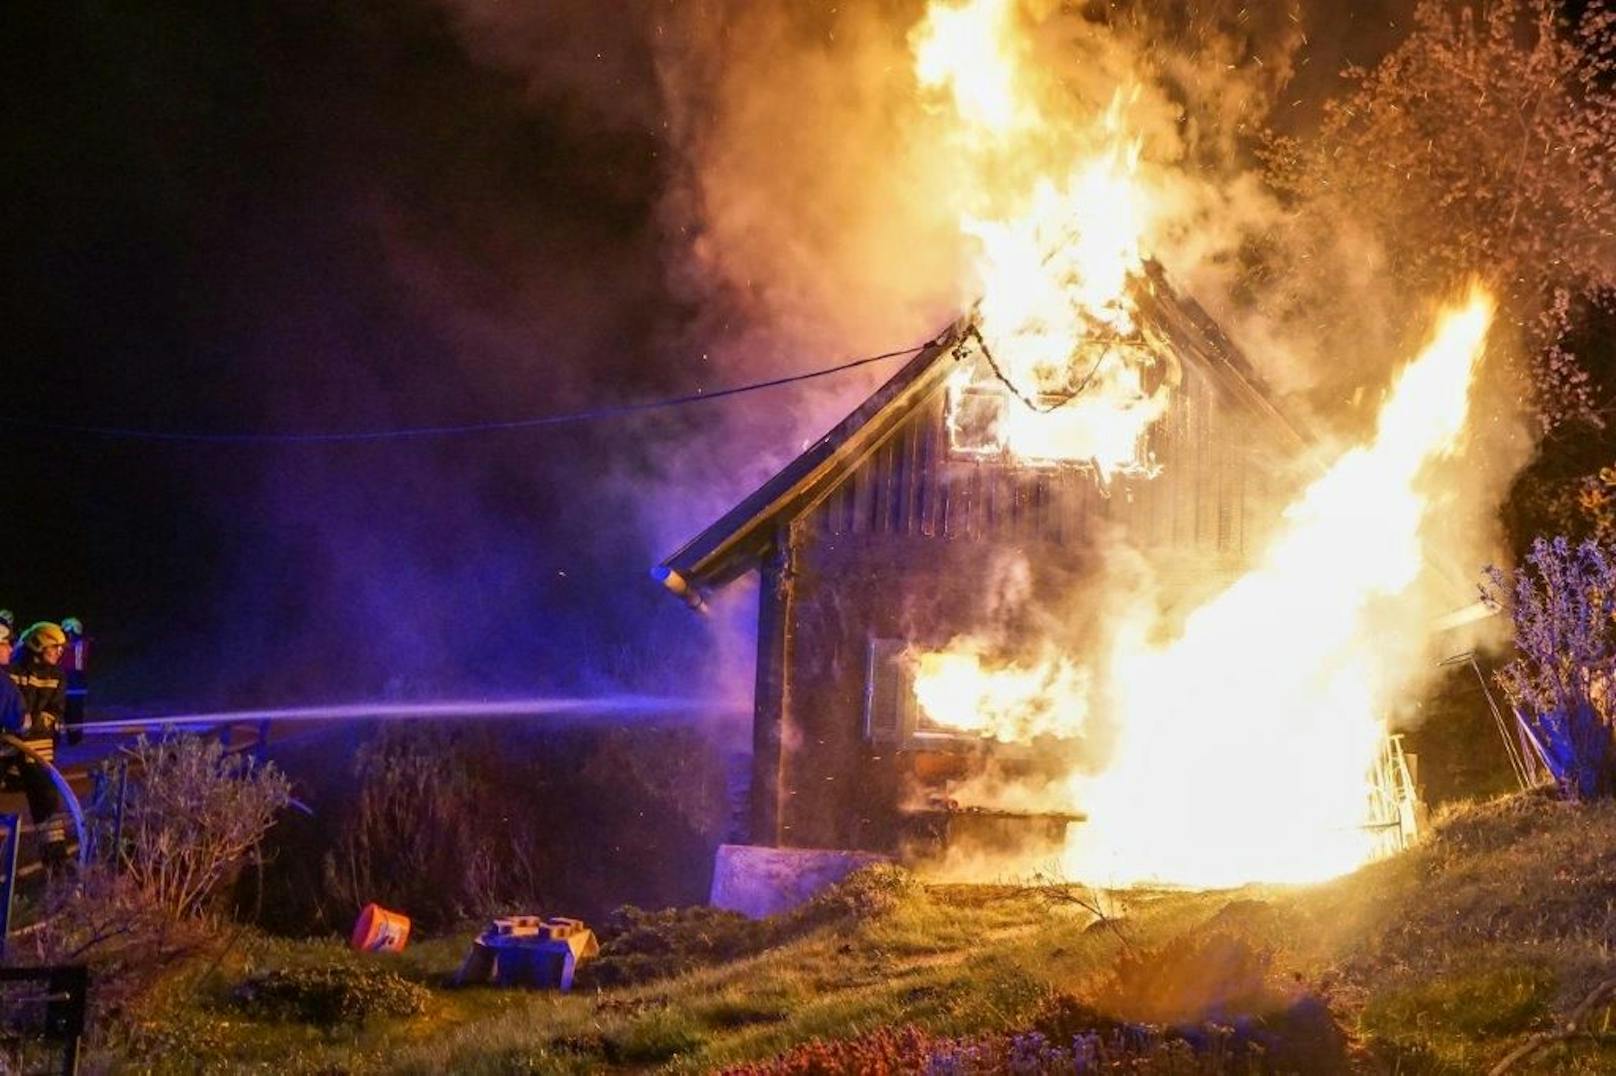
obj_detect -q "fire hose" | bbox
[0,732,89,869]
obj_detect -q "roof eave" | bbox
[655,320,969,594]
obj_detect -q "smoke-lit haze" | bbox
[2,0,1532,719]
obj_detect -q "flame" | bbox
[912,0,1167,480]
[912,0,1028,138]
[912,290,1496,886]
[911,643,1090,742]
[905,0,1497,885]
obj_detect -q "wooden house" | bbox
[656,263,1305,856]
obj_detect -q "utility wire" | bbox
[2,339,940,446]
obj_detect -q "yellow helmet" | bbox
[22,622,67,653]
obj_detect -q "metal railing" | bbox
[1365,733,1421,855]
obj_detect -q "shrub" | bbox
[90,733,292,917]
[6,736,292,1050]
[1084,934,1349,1073]
[1484,535,1616,798]
[583,866,922,988]
[322,725,502,932]
[796,864,923,925]
[232,963,430,1025]
[1091,933,1282,1026]
[259,721,729,938]
[18,866,217,1052]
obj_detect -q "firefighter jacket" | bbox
[8,657,66,738]
[0,673,25,736]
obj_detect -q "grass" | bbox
[58,790,1616,1073]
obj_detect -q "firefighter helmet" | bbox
[22,622,67,653]
[61,617,83,638]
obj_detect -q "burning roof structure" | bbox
[656,262,1309,863]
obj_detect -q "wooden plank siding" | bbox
[776,361,1279,850]
[806,360,1257,563]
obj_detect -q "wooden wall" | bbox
[773,362,1290,851]
[806,359,1272,559]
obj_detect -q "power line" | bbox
[1,339,940,446]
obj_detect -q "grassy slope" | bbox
[102,792,1616,1074]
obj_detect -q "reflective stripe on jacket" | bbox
[8,658,66,736]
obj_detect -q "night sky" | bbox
[1,0,1425,710]
[3,1,715,706]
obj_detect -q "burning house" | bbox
[655,262,1316,866]
[651,0,1483,896]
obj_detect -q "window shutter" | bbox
[864,638,916,744]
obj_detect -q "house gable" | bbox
[656,261,1304,601]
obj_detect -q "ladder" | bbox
[1365,733,1422,855]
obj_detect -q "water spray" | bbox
[79,695,748,736]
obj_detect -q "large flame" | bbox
[912,0,1029,138]
[913,291,1496,885]
[904,0,1497,886]
[912,0,1168,480]
[911,643,1090,742]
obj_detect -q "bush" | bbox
[90,733,292,917]
[1085,934,1349,1073]
[1484,536,1616,798]
[1091,933,1283,1026]
[13,867,213,1047]
[314,723,731,936]
[322,726,503,934]
[232,963,430,1025]
[11,735,293,1044]
[796,864,923,925]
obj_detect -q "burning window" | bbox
[943,335,1174,480]
[863,638,918,745]
[946,385,1010,458]
[865,637,1086,748]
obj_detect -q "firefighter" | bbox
[5,622,70,866]
[60,616,88,745]
[0,625,25,733]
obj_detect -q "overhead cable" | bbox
[3,339,941,446]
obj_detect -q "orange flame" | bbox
[913,0,1166,480]
[913,290,1496,885]
[906,0,1497,886]
[911,643,1090,742]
